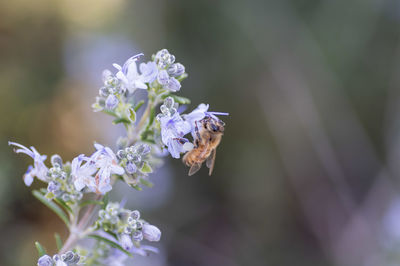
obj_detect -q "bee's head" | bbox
[203,117,225,133]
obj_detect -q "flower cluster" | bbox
[97,202,161,252]
[10,48,227,265]
[46,157,83,202]
[37,251,81,266]
[117,143,151,175]
[154,49,185,92]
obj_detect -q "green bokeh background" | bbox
[1,0,400,265]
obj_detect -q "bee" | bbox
[182,115,225,176]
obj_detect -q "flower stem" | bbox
[59,195,102,254]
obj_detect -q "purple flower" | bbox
[105,94,119,110]
[158,112,192,158]
[139,61,158,83]
[166,77,181,92]
[90,144,125,194]
[125,162,137,174]
[114,53,147,93]
[168,63,185,77]
[37,255,53,266]
[142,224,161,242]
[157,70,181,92]
[157,70,169,86]
[9,142,48,186]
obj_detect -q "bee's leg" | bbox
[194,121,201,147]
[173,138,188,145]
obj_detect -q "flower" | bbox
[158,112,192,158]
[167,63,185,77]
[119,234,133,250]
[105,94,119,110]
[157,70,181,92]
[90,144,125,194]
[9,142,48,186]
[114,53,147,93]
[142,224,161,242]
[37,255,53,266]
[157,70,169,86]
[71,154,97,192]
[139,61,158,83]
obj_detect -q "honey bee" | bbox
[182,115,225,176]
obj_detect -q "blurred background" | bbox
[1,0,400,265]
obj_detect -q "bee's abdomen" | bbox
[183,148,209,166]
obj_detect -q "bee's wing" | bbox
[188,162,202,176]
[206,149,216,176]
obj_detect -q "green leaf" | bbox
[54,233,63,251]
[134,100,145,112]
[139,178,154,188]
[113,118,131,125]
[140,162,153,173]
[45,192,54,200]
[35,241,46,257]
[131,184,142,191]
[129,108,136,123]
[102,193,109,209]
[147,107,156,128]
[161,94,191,104]
[176,73,188,82]
[102,109,118,117]
[54,198,73,214]
[32,190,70,227]
[103,230,118,241]
[79,200,104,208]
[88,235,133,257]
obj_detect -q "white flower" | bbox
[71,154,97,192]
[142,224,161,242]
[114,54,147,93]
[139,61,158,83]
[90,143,125,194]
[9,142,48,186]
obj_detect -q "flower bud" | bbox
[126,162,137,174]
[164,97,174,109]
[157,70,170,86]
[61,251,74,262]
[51,154,63,168]
[99,87,109,97]
[119,234,133,250]
[142,224,161,242]
[47,181,60,193]
[37,255,53,266]
[130,210,140,220]
[117,150,126,159]
[133,231,143,242]
[166,77,181,92]
[105,94,119,110]
[132,154,141,163]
